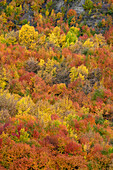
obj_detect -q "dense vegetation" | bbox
[0,0,113,169]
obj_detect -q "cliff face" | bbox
[48,0,85,14]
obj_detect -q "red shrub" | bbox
[67,9,77,19]
[65,141,82,155]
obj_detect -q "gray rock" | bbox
[55,0,64,12]
[73,7,84,14]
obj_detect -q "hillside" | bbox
[0,0,113,169]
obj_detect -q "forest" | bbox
[0,0,113,169]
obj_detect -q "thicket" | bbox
[0,0,113,169]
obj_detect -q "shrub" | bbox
[66,27,79,46]
[0,92,18,117]
[0,67,9,90]
[5,4,14,17]
[48,26,66,48]
[52,61,70,86]
[92,88,104,101]
[0,109,10,122]
[4,30,19,45]
[83,0,94,10]
[19,24,38,49]
[24,57,40,73]
[70,65,88,82]
[67,9,77,19]
[104,26,113,45]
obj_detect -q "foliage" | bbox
[65,26,79,46]
[83,0,94,10]
[70,65,88,82]
[67,9,77,19]
[48,26,66,48]
[0,0,113,169]
[24,57,40,73]
[19,24,38,49]
[104,26,113,45]
[4,30,19,45]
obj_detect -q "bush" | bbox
[19,24,38,49]
[66,27,79,46]
[67,9,77,19]
[24,57,40,73]
[4,30,19,45]
[83,0,94,10]
[104,26,113,45]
